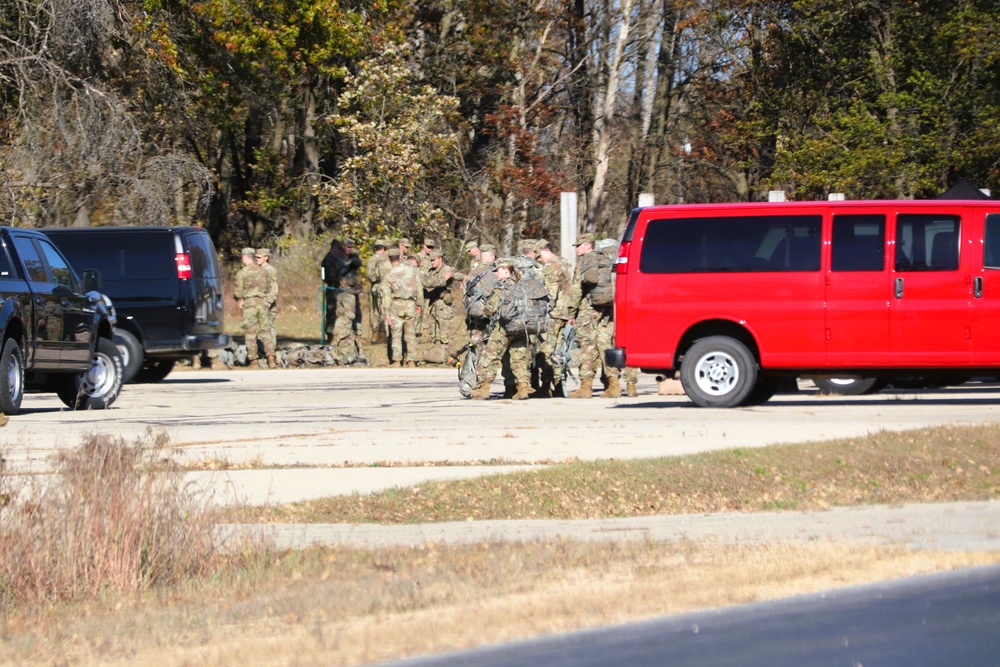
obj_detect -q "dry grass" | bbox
[0,539,994,666]
[247,423,1000,524]
[0,430,261,608]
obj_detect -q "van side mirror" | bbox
[82,269,102,293]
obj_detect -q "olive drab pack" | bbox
[499,276,550,336]
[463,267,498,320]
[580,245,615,307]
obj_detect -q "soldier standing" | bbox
[464,239,481,271]
[423,249,464,347]
[380,248,423,367]
[255,248,278,368]
[536,240,573,396]
[321,238,363,363]
[367,238,390,343]
[234,248,271,368]
[565,234,619,397]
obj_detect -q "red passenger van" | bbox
[605,200,1000,407]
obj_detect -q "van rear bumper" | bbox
[605,347,626,369]
[182,333,232,351]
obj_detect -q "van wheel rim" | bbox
[694,352,739,396]
[82,352,115,397]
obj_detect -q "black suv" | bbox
[43,226,231,383]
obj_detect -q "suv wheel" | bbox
[114,329,143,384]
[0,338,24,415]
[680,336,758,408]
[135,358,176,383]
[56,338,124,410]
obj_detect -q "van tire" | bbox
[813,377,885,395]
[56,337,123,410]
[681,336,758,408]
[135,358,176,383]
[742,374,781,406]
[114,329,143,384]
[0,338,25,415]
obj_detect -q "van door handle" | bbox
[894,277,904,299]
[974,276,984,298]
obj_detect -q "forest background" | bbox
[1,0,998,263]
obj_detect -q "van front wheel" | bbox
[681,336,758,408]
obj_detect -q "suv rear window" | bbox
[57,233,174,281]
[639,215,822,273]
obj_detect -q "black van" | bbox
[43,226,231,383]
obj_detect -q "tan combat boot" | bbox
[568,377,593,398]
[469,382,492,400]
[626,382,638,397]
[600,376,622,398]
[404,359,416,368]
[267,354,277,369]
[511,383,532,400]
[245,358,259,369]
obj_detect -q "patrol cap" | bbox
[241,247,255,257]
[534,239,550,253]
[479,243,497,255]
[493,258,514,272]
[387,248,400,259]
[463,239,479,251]
[342,237,355,247]
[255,248,271,257]
[375,238,390,248]
[398,236,412,247]
[573,233,595,246]
[518,238,535,252]
[423,237,437,248]
[429,249,443,259]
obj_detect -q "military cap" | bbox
[398,237,412,247]
[479,243,497,255]
[255,248,271,257]
[493,258,515,272]
[241,247,256,257]
[424,237,437,248]
[463,239,479,251]
[573,233,595,246]
[428,249,443,259]
[387,248,400,259]
[342,237,355,247]
[375,238,390,248]
[533,239,550,253]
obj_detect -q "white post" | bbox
[561,192,578,266]
[638,193,655,208]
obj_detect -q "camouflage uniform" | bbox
[538,243,573,393]
[367,242,390,340]
[380,251,423,366]
[473,269,532,397]
[235,258,274,363]
[565,237,618,396]
[422,250,463,347]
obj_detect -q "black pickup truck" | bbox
[0,227,123,414]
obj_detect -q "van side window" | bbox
[984,214,1000,269]
[639,215,821,273]
[895,214,960,271]
[831,214,885,271]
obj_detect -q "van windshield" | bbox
[639,215,822,273]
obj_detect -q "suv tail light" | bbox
[175,253,192,279]
[615,240,631,274]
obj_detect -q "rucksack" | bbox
[580,248,615,307]
[512,255,542,281]
[463,267,497,320]
[499,276,550,336]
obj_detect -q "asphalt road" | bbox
[4,367,1000,507]
[382,563,1000,667]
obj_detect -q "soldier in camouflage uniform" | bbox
[380,248,422,367]
[464,239,481,271]
[565,234,618,396]
[469,259,533,400]
[366,239,390,342]
[234,248,274,368]
[255,248,279,368]
[422,249,464,347]
[536,239,573,396]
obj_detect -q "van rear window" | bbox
[56,233,173,281]
[639,215,821,273]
